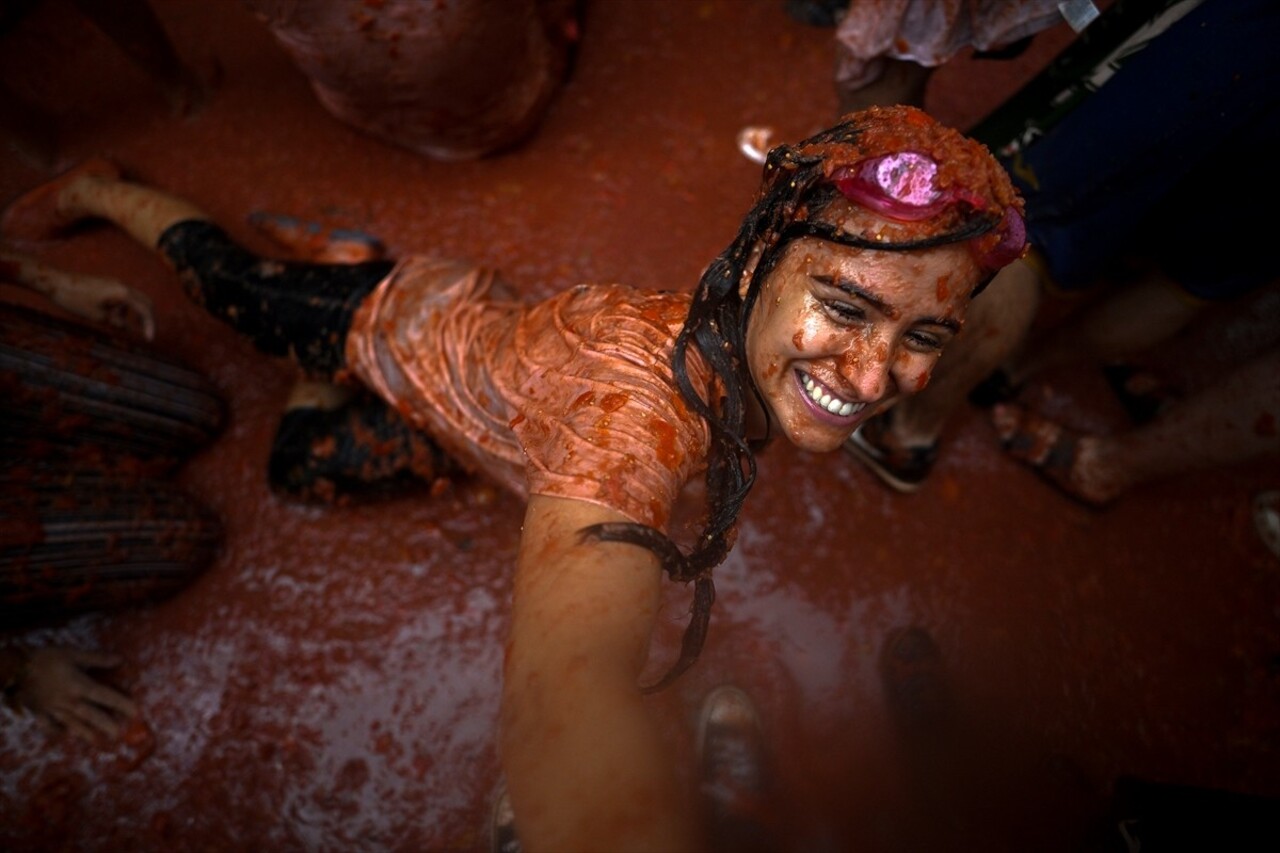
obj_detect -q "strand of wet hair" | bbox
[578,148,828,692]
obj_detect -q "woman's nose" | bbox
[840,349,893,401]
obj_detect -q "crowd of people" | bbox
[2,0,1277,850]
[834,0,1279,513]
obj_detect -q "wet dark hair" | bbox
[581,107,1022,690]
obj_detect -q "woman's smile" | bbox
[796,368,866,422]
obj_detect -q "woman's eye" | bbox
[906,331,945,353]
[824,301,864,323]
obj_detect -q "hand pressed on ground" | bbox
[7,647,139,744]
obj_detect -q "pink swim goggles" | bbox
[831,151,1026,272]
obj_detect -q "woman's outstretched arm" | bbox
[500,495,703,852]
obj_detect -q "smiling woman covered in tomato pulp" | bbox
[2,104,1023,851]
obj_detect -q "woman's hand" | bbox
[10,647,139,743]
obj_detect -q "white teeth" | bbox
[801,371,864,418]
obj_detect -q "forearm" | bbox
[501,652,699,851]
[501,495,703,852]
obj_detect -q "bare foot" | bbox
[1,158,122,241]
[991,403,1119,506]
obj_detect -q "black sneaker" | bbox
[844,413,937,493]
[879,627,950,737]
[698,686,776,852]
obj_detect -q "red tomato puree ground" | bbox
[1,2,1278,850]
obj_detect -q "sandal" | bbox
[991,402,1109,507]
[844,409,938,493]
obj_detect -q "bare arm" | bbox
[500,495,704,852]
